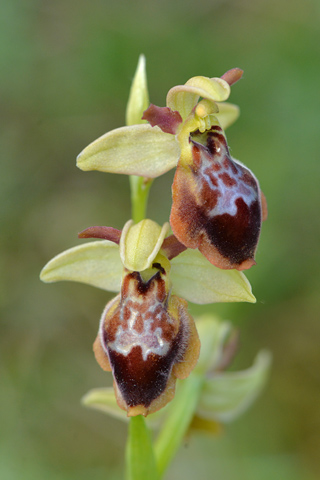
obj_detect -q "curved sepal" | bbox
[40,241,122,292]
[196,350,272,422]
[77,124,180,178]
[170,249,255,304]
[167,76,230,121]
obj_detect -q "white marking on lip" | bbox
[198,147,259,218]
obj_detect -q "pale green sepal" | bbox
[120,219,169,272]
[82,387,128,421]
[216,102,240,130]
[126,54,150,126]
[40,241,122,292]
[196,350,272,423]
[167,76,230,121]
[195,315,233,375]
[77,124,180,178]
[82,387,165,428]
[170,249,256,304]
[126,416,159,480]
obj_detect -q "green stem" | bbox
[126,416,158,480]
[154,374,204,477]
[129,175,153,223]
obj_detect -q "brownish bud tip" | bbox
[221,68,244,86]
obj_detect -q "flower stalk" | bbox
[154,374,204,477]
[126,415,158,480]
[129,175,153,224]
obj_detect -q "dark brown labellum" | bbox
[170,125,266,270]
[93,266,200,416]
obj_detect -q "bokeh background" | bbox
[1,0,319,479]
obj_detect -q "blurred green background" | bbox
[1,0,319,479]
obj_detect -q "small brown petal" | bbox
[142,104,183,135]
[94,266,200,416]
[78,226,122,244]
[170,126,266,271]
[161,234,187,260]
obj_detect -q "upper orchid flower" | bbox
[76,57,267,271]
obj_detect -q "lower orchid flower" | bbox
[40,219,256,416]
[82,315,271,431]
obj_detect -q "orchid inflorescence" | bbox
[41,56,270,423]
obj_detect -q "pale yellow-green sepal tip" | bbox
[171,249,256,305]
[82,387,128,421]
[76,123,180,178]
[40,241,122,292]
[82,387,164,427]
[120,219,169,272]
[126,54,150,126]
[167,76,230,121]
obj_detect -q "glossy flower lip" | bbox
[40,219,256,305]
[93,265,200,416]
[170,123,267,270]
[83,315,272,423]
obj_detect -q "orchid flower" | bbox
[82,315,271,431]
[77,57,267,271]
[40,219,256,416]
